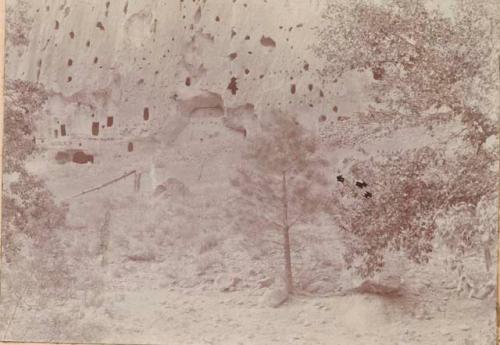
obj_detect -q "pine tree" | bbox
[230,112,331,294]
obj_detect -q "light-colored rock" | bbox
[215,275,242,292]
[261,288,289,308]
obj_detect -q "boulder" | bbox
[215,275,241,292]
[261,288,288,308]
[351,278,403,297]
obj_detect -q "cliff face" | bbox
[10,0,327,137]
[6,0,373,193]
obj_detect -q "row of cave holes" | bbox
[54,120,134,153]
[91,108,149,135]
[55,108,149,138]
[64,56,100,83]
[55,25,101,82]
[290,83,322,96]
[48,1,128,20]
[55,22,106,34]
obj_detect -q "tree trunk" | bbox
[282,172,293,294]
[283,225,293,294]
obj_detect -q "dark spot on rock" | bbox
[231,29,237,38]
[124,1,128,14]
[290,84,296,94]
[185,77,191,86]
[260,35,276,48]
[67,76,72,82]
[73,150,94,164]
[86,40,91,47]
[69,31,75,39]
[143,107,150,120]
[319,115,327,122]
[94,57,98,64]
[55,20,59,30]
[194,6,202,23]
[245,35,250,40]
[319,90,324,97]
[244,68,250,75]
[308,84,313,91]
[60,124,66,136]
[107,116,113,127]
[67,59,73,66]
[333,106,338,112]
[128,142,134,152]
[227,77,238,95]
[372,67,385,80]
[229,52,238,60]
[215,16,220,22]
[55,151,71,164]
[97,22,105,31]
[303,62,309,71]
[92,122,99,136]
[54,129,58,138]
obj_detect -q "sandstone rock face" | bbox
[10,0,337,140]
[8,0,372,195]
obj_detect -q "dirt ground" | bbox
[1,278,494,345]
[0,153,495,344]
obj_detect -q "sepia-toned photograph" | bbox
[0,0,498,344]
